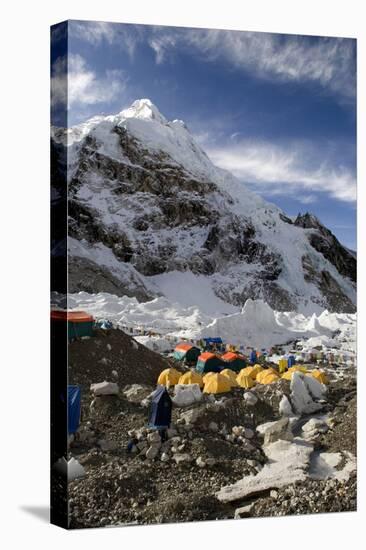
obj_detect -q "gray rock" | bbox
[234,503,254,518]
[263,417,293,446]
[147,431,161,444]
[173,453,192,465]
[146,445,160,460]
[243,392,258,406]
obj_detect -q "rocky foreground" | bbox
[67,328,356,528]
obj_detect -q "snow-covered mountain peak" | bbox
[51,100,356,314]
[119,98,167,124]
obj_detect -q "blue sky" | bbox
[51,20,357,249]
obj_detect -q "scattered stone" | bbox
[98,439,118,452]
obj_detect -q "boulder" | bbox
[172,384,202,407]
[90,381,119,396]
[217,438,313,503]
[290,372,325,415]
[234,503,254,518]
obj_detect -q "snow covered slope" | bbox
[51,98,356,313]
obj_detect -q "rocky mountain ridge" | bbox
[51,99,356,313]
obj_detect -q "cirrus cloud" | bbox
[204,139,356,203]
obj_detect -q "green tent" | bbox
[173,344,201,364]
[196,352,224,374]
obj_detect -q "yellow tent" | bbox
[202,371,216,384]
[220,368,239,386]
[178,370,204,388]
[203,373,232,394]
[236,371,255,389]
[308,370,329,385]
[240,364,263,380]
[288,365,308,374]
[251,364,264,379]
[256,370,280,384]
[281,371,294,381]
[157,367,181,387]
[278,358,288,374]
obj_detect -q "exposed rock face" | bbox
[295,213,356,283]
[51,99,356,312]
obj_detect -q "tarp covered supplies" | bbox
[51,310,94,342]
[148,386,172,428]
[68,385,81,434]
[157,368,181,387]
[203,373,232,394]
[287,355,296,368]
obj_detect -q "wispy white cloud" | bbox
[202,138,356,203]
[51,54,126,108]
[69,22,356,101]
[69,21,141,59]
[145,28,356,101]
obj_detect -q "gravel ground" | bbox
[65,330,357,528]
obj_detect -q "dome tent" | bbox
[256,369,279,384]
[173,343,201,365]
[220,368,239,386]
[240,364,263,380]
[196,352,224,374]
[157,367,181,387]
[236,370,255,389]
[203,373,232,394]
[221,351,246,373]
[178,370,204,388]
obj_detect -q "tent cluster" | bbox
[156,361,329,395]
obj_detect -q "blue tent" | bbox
[148,386,172,429]
[68,385,81,434]
[203,337,223,344]
[287,355,296,368]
